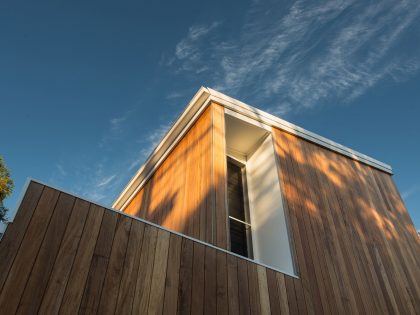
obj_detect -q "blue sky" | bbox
[2,0,420,229]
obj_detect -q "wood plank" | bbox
[38,198,91,314]
[213,102,228,249]
[336,153,396,314]
[273,131,316,315]
[298,139,345,315]
[97,215,132,315]
[247,261,261,315]
[203,108,214,244]
[274,131,325,315]
[266,269,281,315]
[177,238,194,315]
[351,158,416,315]
[216,251,229,315]
[0,187,60,314]
[132,224,158,314]
[115,220,146,315]
[301,134,359,315]
[227,254,240,315]
[77,210,118,315]
[237,258,250,315]
[283,133,333,315]
[204,246,217,315]
[285,276,299,315]
[256,266,271,315]
[276,273,290,315]
[58,204,105,315]
[191,242,205,314]
[17,192,75,314]
[148,229,170,314]
[0,182,44,291]
[163,233,183,314]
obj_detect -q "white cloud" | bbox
[96,174,117,187]
[168,0,420,115]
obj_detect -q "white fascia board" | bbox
[208,88,392,173]
[113,86,393,211]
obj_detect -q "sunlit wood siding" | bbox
[124,102,228,248]
[121,100,420,314]
[273,127,420,314]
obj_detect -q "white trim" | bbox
[7,178,299,279]
[209,88,392,173]
[113,87,393,211]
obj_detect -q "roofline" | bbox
[113,87,393,210]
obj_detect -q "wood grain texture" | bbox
[115,220,145,315]
[123,103,228,249]
[0,186,60,314]
[272,127,420,315]
[17,193,75,315]
[0,177,418,314]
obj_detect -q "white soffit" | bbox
[225,113,269,160]
[113,86,393,210]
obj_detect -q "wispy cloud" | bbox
[168,0,420,115]
[100,109,135,147]
[169,21,222,73]
[96,174,117,187]
[402,184,420,200]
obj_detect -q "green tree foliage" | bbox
[0,156,14,222]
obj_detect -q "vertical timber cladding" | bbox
[273,127,420,315]
[124,102,229,248]
[0,181,302,315]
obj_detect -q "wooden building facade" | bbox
[1,87,419,314]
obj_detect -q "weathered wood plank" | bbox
[132,224,158,314]
[163,233,183,314]
[0,182,44,291]
[148,229,170,314]
[191,242,205,314]
[0,187,60,314]
[38,198,91,314]
[276,273,290,315]
[216,251,229,315]
[256,266,270,315]
[97,215,132,315]
[177,238,194,315]
[266,269,281,315]
[247,261,261,315]
[227,254,240,315]
[58,204,105,315]
[77,210,118,315]
[204,246,217,315]
[115,220,145,315]
[17,193,75,314]
[237,258,250,315]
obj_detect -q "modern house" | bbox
[0,87,419,314]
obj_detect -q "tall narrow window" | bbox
[227,158,253,258]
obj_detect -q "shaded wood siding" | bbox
[1,178,419,314]
[124,102,228,248]
[273,127,420,315]
[0,182,298,315]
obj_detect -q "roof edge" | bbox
[113,87,393,210]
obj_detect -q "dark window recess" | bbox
[227,159,253,259]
